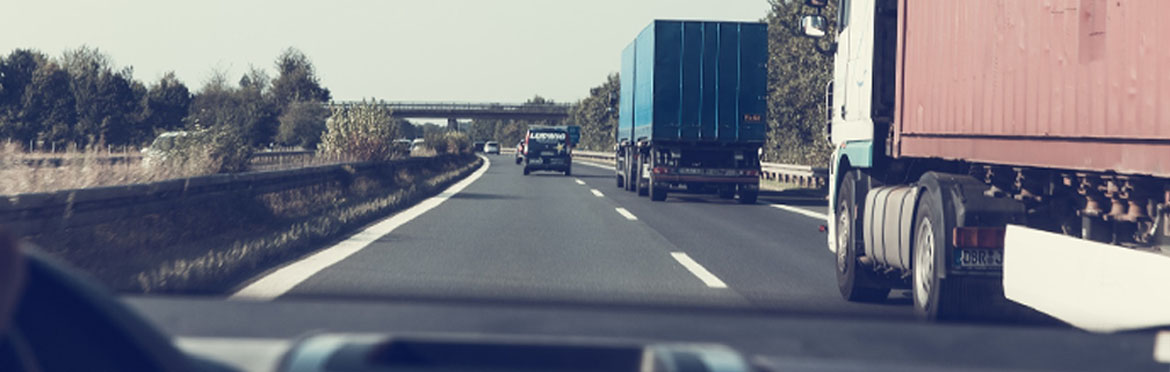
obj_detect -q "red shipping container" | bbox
[894,0,1170,177]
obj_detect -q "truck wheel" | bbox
[717,187,735,199]
[834,172,890,302]
[515,157,522,165]
[523,167,530,176]
[650,186,667,201]
[912,192,962,320]
[737,188,758,204]
[564,167,572,176]
[616,175,624,188]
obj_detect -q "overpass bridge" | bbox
[330,101,572,128]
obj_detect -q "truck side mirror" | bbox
[801,15,828,38]
[803,0,828,8]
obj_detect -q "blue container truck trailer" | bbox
[615,20,768,203]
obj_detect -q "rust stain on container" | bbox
[895,0,1170,177]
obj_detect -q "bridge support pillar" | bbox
[447,118,458,130]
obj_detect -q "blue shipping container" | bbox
[617,20,767,144]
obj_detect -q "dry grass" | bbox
[0,143,415,194]
[0,143,174,195]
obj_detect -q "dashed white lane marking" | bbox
[590,189,604,197]
[230,155,492,301]
[615,207,638,220]
[770,203,829,221]
[670,252,728,288]
[1156,331,1170,363]
[575,179,585,185]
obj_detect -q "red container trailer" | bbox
[895,0,1170,177]
[800,0,1170,328]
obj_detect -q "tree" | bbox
[276,100,329,149]
[61,46,141,146]
[22,62,77,147]
[270,47,331,110]
[185,67,279,147]
[763,0,837,165]
[0,49,48,142]
[568,73,619,151]
[140,72,192,139]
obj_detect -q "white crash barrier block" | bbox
[1003,225,1170,333]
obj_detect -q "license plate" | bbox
[541,151,557,157]
[956,249,1003,269]
[679,168,701,175]
[548,158,565,164]
[529,158,543,164]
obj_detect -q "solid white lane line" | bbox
[670,252,728,289]
[615,207,638,220]
[575,179,586,185]
[770,203,829,221]
[230,155,492,301]
[590,189,604,197]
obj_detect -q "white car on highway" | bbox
[483,141,500,154]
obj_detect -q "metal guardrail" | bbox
[17,150,316,168]
[569,150,828,189]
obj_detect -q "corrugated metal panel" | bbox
[738,23,769,142]
[680,22,703,140]
[634,24,655,142]
[618,42,636,143]
[896,0,1170,177]
[622,20,767,145]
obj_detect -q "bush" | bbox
[276,101,330,149]
[147,126,253,174]
[317,100,399,161]
[423,130,471,155]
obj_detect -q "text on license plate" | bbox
[529,158,542,164]
[955,249,1003,269]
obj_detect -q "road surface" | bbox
[234,154,913,320]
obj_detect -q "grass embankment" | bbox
[16,154,482,294]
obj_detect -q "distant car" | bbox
[483,141,500,154]
[392,139,413,154]
[473,141,486,153]
[409,139,425,155]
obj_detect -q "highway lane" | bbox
[267,154,912,319]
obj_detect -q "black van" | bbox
[522,127,571,176]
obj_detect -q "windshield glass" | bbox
[1,1,1164,362]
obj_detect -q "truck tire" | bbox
[835,172,890,302]
[650,186,667,201]
[717,187,735,199]
[523,167,530,176]
[564,167,572,176]
[616,174,624,188]
[515,157,522,165]
[738,188,758,204]
[911,187,962,320]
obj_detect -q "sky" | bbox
[1,0,773,106]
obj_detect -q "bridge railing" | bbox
[569,150,828,189]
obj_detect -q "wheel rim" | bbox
[914,216,936,308]
[836,202,850,273]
